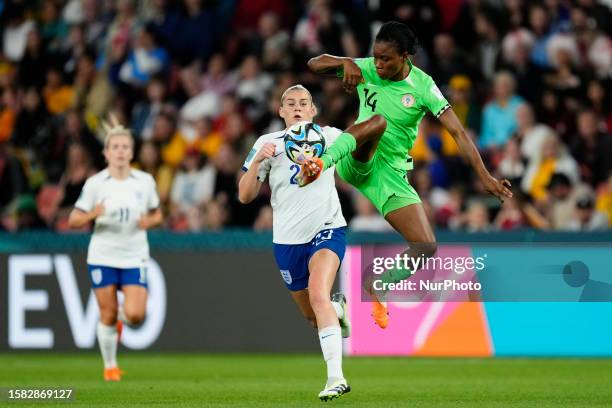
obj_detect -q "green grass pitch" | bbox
[1,353,611,407]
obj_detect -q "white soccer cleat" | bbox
[318,379,351,401]
[331,293,351,338]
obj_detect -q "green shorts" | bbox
[336,151,421,217]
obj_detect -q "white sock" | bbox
[318,325,343,383]
[331,301,344,319]
[97,322,118,369]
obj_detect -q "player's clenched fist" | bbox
[138,215,152,230]
[342,58,363,93]
[254,143,276,164]
[92,203,106,218]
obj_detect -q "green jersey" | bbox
[342,57,450,171]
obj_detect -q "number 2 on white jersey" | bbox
[289,164,300,185]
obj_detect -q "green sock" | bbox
[321,132,356,170]
[380,266,413,285]
[368,266,413,301]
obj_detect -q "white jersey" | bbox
[243,126,347,244]
[75,169,160,268]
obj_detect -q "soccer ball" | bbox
[283,121,326,164]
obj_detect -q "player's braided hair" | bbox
[375,21,418,55]
[100,113,134,148]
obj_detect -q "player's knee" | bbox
[124,308,146,325]
[350,114,386,145]
[370,114,387,136]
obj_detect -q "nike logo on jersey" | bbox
[366,83,379,87]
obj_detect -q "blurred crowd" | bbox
[0,0,611,233]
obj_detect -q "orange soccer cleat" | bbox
[362,270,389,329]
[296,157,324,187]
[371,300,389,329]
[103,367,122,382]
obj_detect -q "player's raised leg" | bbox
[94,284,121,381]
[297,115,386,186]
[121,285,147,325]
[308,248,350,401]
[116,264,148,343]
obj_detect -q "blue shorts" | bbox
[273,227,346,291]
[88,264,148,289]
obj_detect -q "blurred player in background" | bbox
[239,85,386,401]
[68,116,162,381]
[302,21,513,328]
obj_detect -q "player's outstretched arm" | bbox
[238,142,275,204]
[439,108,513,202]
[307,54,363,92]
[307,54,349,74]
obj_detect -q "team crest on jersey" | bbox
[280,269,292,284]
[401,93,415,108]
[91,268,103,285]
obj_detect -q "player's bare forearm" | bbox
[67,209,96,229]
[238,165,263,204]
[307,54,349,74]
[142,208,163,229]
[240,143,274,203]
[309,54,363,92]
[439,109,513,200]
[443,114,489,179]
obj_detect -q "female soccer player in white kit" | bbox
[68,117,162,381]
[239,85,385,401]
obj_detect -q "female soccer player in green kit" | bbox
[300,21,513,328]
